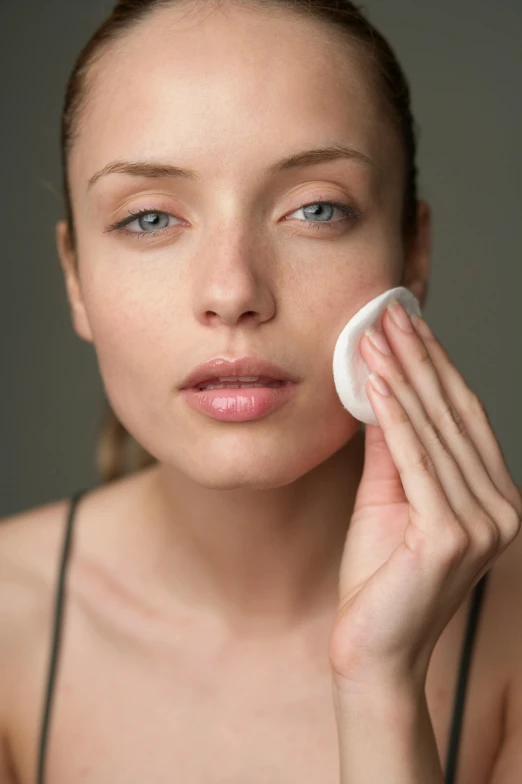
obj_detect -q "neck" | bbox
[129,427,365,639]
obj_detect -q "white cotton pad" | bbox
[332,286,422,425]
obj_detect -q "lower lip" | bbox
[180,382,299,421]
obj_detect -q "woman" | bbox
[1,1,521,782]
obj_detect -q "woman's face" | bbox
[60,2,406,490]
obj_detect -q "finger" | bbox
[410,315,522,517]
[377,304,515,530]
[364,370,468,551]
[362,332,487,535]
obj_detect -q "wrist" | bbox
[330,651,429,701]
[331,670,425,723]
[332,681,444,784]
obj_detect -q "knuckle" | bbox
[441,401,467,438]
[500,499,522,536]
[516,486,522,517]
[412,447,437,476]
[509,486,522,519]
[416,347,432,367]
[393,366,409,388]
[422,419,446,451]
[442,526,470,564]
[514,496,522,521]
[476,519,501,554]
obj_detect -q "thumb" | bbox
[353,422,406,510]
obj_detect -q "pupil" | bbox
[140,213,166,230]
[304,204,332,221]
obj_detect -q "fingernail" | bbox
[368,372,391,396]
[387,298,414,332]
[364,325,393,355]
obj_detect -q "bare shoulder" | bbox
[0,475,138,659]
[0,471,154,784]
[0,497,72,782]
[0,496,73,585]
[0,466,152,599]
[0,496,76,672]
[0,497,76,642]
[0,468,155,667]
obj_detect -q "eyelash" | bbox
[105,200,361,241]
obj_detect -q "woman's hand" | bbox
[329,299,521,695]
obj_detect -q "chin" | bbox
[157,427,358,491]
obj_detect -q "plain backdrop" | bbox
[1,1,521,516]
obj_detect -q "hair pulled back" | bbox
[60,0,420,483]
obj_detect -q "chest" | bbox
[9,588,504,784]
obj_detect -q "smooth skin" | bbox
[1,2,521,782]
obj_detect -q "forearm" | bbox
[332,676,445,784]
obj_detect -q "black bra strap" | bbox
[36,489,87,784]
[34,497,488,783]
[445,569,490,782]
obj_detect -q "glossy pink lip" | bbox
[180,383,298,421]
[179,356,299,390]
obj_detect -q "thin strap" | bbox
[445,569,490,783]
[36,489,87,784]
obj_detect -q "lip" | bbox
[180,383,298,421]
[179,356,300,390]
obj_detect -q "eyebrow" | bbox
[87,144,378,191]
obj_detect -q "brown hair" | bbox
[60,0,420,484]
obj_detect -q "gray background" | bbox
[1,1,521,517]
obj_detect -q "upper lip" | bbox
[180,356,300,389]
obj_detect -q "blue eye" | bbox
[105,199,360,241]
[105,208,179,240]
[289,200,360,231]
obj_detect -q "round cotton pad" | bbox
[332,287,422,425]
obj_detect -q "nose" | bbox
[192,231,276,329]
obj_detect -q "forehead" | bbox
[71,3,398,195]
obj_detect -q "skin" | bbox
[56,0,431,640]
[2,6,521,780]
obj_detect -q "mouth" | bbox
[180,356,299,391]
[193,376,291,391]
[180,375,299,421]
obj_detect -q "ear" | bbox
[56,220,94,343]
[399,200,431,310]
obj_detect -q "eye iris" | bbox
[303,203,333,221]
[139,212,168,231]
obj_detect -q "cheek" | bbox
[83,274,175,405]
[301,243,400,339]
